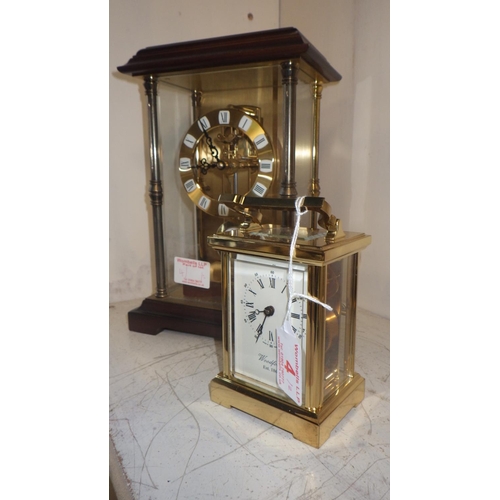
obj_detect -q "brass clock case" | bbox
[207,202,371,448]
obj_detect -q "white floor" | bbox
[109,300,390,500]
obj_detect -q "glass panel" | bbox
[324,255,355,397]
[295,80,314,199]
[159,75,317,271]
[158,82,197,290]
[157,81,283,304]
[158,65,316,92]
[154,68,319,321]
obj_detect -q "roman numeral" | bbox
[252,182,266,196]
[260,160,272,172]
[254,134,269,149]
[219,111,229,124]
[183,134,196,148]
[218,204,229,216]
[239,116,251,131]
[198,196,210,209]
[179,158,191,171]
[198,116,210,131]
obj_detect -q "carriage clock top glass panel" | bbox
[117,28,342,339]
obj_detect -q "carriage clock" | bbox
[208,194,370,447]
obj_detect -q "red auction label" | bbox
[174,256,210,289]
[277,321,302,406]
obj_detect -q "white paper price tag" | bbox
[277,321,302,406]
[174,256,210,289]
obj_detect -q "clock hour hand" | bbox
[199,126,226,172]
[254,305,275,343]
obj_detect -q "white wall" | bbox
[281,0,390,317]
[110,0,390,318]
[109,0,280,301]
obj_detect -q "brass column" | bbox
[191,90,204,260]
[280,61,299,227]
[310,81,323,229]
[144,75,167,297]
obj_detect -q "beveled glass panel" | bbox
[324,255,355,397]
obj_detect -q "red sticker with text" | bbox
[277,321,302,406]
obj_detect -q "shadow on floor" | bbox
[110,477,118,500]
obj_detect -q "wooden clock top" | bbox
[117,27,341,84]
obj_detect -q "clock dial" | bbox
[178,107,276,217]
[233,254,308,390]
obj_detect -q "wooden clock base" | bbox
[128,284,222,339]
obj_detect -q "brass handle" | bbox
[218,194,345,241]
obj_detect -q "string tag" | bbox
[277,197,333,406]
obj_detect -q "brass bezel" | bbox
[179,108,276,217]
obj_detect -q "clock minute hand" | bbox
[193,128,226,175]
[201,126,225,168]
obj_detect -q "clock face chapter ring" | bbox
[179,108,276,217]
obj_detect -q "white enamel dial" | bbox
[233,254,308,389]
